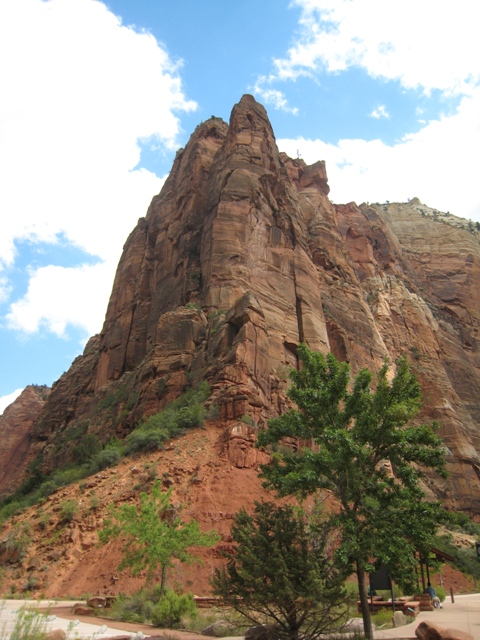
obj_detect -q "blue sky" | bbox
[1,0,479,412]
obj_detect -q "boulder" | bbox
[392,610,406,627]
[72,605,94,615]
[45,631,66,640]
[415,620,474,640]
[87,596,106,609]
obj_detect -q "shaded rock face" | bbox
[0,385,50,498]
[8,94,480,513]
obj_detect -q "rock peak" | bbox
[2,96,479,520]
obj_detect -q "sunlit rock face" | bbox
[4,95,480,514]
[0,385,50,498]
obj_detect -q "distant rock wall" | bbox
[3,95,480,514]
[0,385,50,498]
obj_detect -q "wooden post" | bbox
[426,560,431,587]
[420,558,426,591]
[450,588,455,603]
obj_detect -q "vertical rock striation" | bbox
[4,95,480,514]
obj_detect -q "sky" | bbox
[1,0,480,414]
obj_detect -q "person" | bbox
[424,583,442,608]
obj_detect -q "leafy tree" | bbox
[257,345,447,640]
[100,481,219,594]
[212,501,348,640]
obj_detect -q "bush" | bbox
[125,429,169,455]
[89,446,122,472]
[177,404,206,428]
[72,433,102,464]
[59,499,79,523]
[150,590,197,628]
[124,382,210,455]
[112,586,197,628]
[0,524,30,563]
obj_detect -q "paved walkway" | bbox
[373,593,480,639]
[0,600,125,638]
[1,594,479,639]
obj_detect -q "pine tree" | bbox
[212,501,348,640]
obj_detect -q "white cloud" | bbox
[260,0,480,220]
[0,0,193,338]
[370,105,389,119]
[0,388,23,416]
[6,261,117,338]
[0,273,12,304]
[276,0,480,96]
[253,78,299,114]
[279,88,480,220]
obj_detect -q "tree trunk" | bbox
[356,560,373,640]
[160,564,167,596]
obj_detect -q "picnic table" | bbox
[357,596,420,617]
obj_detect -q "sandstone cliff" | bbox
[0,385,50,498]
[3,94,480,514]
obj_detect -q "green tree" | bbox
[100,481,219,594]
[212,501,348,640]
[257,345,447,640]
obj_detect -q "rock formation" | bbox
[0,385,50,498]
[2,94,480,514]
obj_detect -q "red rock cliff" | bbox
[6,95,480,514]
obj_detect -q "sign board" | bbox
[370,565,392,591]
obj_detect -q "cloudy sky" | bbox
[1,0,479,413]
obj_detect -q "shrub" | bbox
[177,404,206,428]
[112,586,196,628]
[59,499,79,523]
[89,447,122,472]
[150,590,197,628]
[124,382,210,455]
[37,512,50,530]
[125,429,169,455]
[0,523,30,563]
[89,494,100,511]
[38,480,57,499]
[72,433,102,464]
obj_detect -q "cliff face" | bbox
[6,95,480,513]
[0,385,50,498]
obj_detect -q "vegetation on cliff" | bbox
[0,382,210,524]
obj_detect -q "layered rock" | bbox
[3,95,480,514]
[0,385,50,498]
